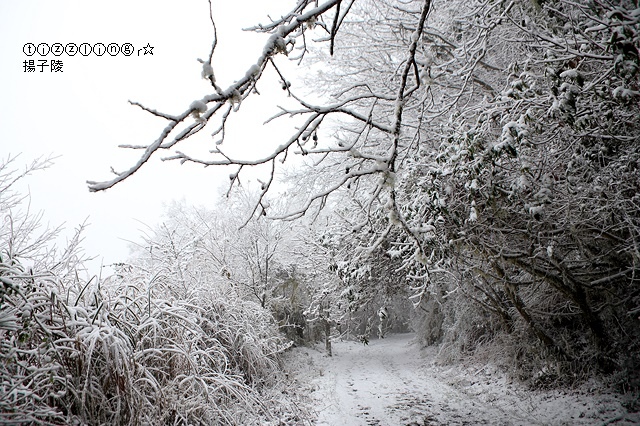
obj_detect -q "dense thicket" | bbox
[318,0,640,387]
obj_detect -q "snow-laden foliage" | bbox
[290,0,639,387]
[87,0,639,388]
[127,192,317,344]
[0,159,307,425]
[318,0,640,387]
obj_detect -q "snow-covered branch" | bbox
[87,0,343,193]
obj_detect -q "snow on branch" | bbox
[387,0,433,279]
[87,0,342,193]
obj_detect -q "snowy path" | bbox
[289,333,639,425]
[312,334,441,425]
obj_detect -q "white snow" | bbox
[190,100,207,113]
[285,334,640,425]
[560,69,580,80]
[198,59,214,81]
[469,204,478,222]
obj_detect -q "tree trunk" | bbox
[505,282,568,359]
[324,318,332,357]
[494,262,569,360]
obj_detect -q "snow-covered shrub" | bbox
[0,158,304,424]
[101,270,290,424]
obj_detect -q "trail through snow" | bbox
[287,333,639,425]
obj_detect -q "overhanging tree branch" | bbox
[87,0,343,193]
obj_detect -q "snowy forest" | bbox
[2,0,640,424]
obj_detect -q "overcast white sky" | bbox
[0,0,302,275]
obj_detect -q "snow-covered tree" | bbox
[88,0,640,386]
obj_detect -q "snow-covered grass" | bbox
[286,333,640,425]
[0,253,307,424]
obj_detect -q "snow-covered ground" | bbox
[285,333,639,425]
